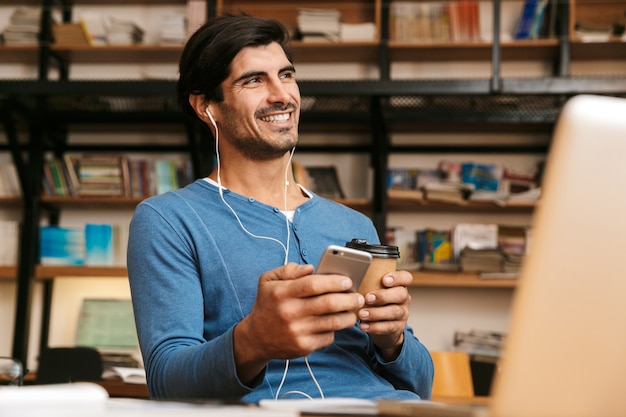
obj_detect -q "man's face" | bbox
[215,42,301,161]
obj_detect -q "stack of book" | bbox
[459,247,504,273]
[387,167,442,201]
[39,223,129,266]
[0,163,20,197]
[421,181,474,203]
[186,0,207,38]
[106,17,144,45]
[79,13,107,45]
[42,154,193,198]
[302,166,345,199]
[39,225,85,266]
[297,8,341,42]
[452,223,499,260]
[1,7,40,45]
[75,154,127,197]
[454,329,506,357]
[0,220,19,265]
[390,1,481,43]
[339,22,377,41]
[158,14,186,45]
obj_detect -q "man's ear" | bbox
[189,94,211,122]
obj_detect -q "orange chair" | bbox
[430,350,475,399]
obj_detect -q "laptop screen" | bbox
[75,298,139,352]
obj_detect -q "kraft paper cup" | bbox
[345,239,400,295]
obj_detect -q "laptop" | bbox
[379,94,626,417]
[75,298,141,368]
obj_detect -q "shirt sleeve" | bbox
[127,201,258,399]
[373,328,434,400]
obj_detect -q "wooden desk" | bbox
[95,378,149,398]
[23,373,149,399]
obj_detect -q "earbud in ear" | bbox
[205,108,216,125]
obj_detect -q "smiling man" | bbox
[127,13,433,403]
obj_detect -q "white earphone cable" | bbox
[207,108,324,401]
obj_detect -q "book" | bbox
[186,0,207,38]
[528,0,549,39]
[339,22,376,41]
[51,23,90,46]
[84,223,114,266]
[304,166,345,199]
[416,228,455,266]
[102,367,146,384]
[461,163,502,192]
[2,7,40,45]
[74,154,128,197]
[452,223,498,260]
[422,181,474,203]
[513,0,539,39]
[459,247,504,273]
[386,227,418,269]
[79,13,107,45]
[39,225,85,266]
[0,163,21,197]
[0,220,19,265]
[297,8,341,42]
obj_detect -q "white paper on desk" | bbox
[109,398,299,416]
[102,366,146,384]
[0,382,109,406]
[259,397,377,415]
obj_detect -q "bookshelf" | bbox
[1,0,625,367]
[32,264,518,288]
[411,270,517,288]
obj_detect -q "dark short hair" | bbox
[176,13,292,118]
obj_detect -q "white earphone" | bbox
[204,103,321,400]
[205,108,217,128]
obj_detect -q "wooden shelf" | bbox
[35,265,128,280]
[387,198,535,213]
[289,41,380,63]
[0,45,39,64]
[570,40,626,60]
[410,271,517,288]
[389,39,560,61]
[49,45,184,64]
[55,0,185,3]
[37,196,532,213]
[32,265,517,289]
[0,196,22,206]
[41,195,145,208]
[0,266,17,280]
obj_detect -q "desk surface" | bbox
[24,373,149,399]
[0,386,495,417]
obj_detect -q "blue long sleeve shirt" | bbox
[127,179,433,402]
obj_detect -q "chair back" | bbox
[36,347,103,385]
[430,350,474,398]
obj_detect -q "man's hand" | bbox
[357,270,413,361]
[233,262,365,384]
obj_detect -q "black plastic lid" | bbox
[345,239,400,258]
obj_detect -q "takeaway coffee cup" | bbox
[345,239,400,295]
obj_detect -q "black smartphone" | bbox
[316,245,373,291]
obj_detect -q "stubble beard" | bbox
[220,103,299,161]
[231,128,298,161]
